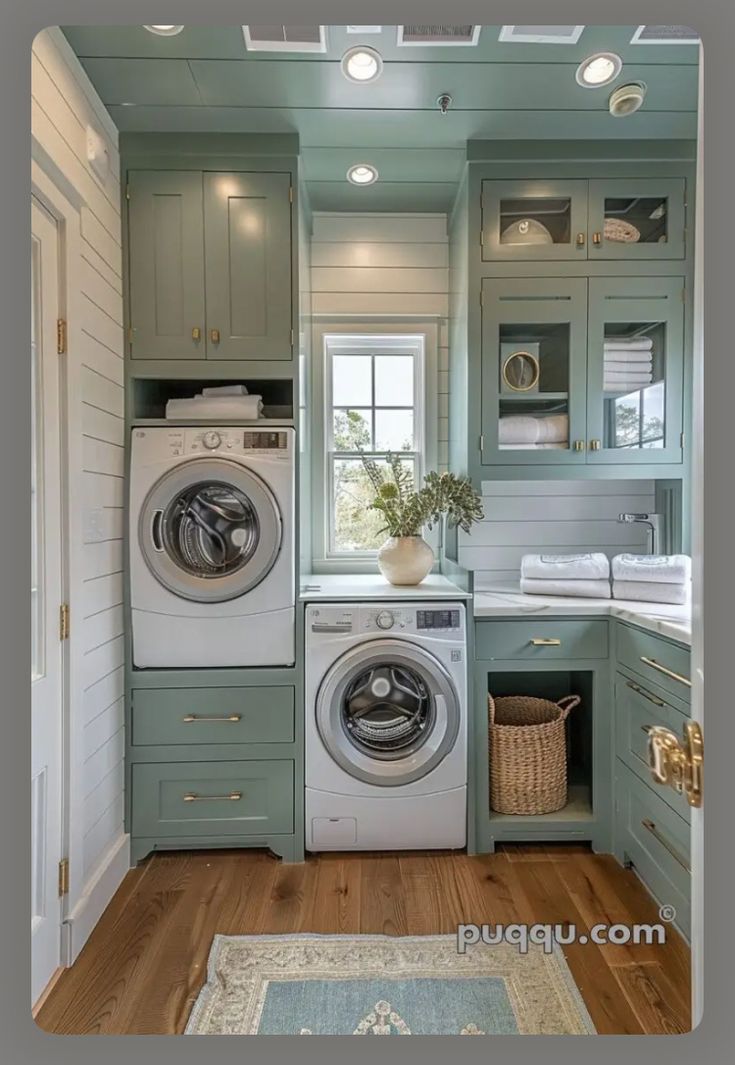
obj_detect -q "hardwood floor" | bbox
[36,845,691,1035]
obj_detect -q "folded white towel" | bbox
[603,338,653,351]
[604,359,653,373]
[201,385,249,396]
[603,383,651,394]
[613,580,690,605]
[612,553,691,585]
[521,552,610,581]
[498,413,568,445]
[604,369,653,380]
[499,442,568,450]
[165,395,264,420]
[521,577,612,599]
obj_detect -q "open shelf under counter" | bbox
[488,784,593,827]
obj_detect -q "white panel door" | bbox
[31,197,64,1005]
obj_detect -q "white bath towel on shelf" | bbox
[499,442,568,450]
[603,338,653,351]
[603,350,655,364]
[521,577,612,599]
[613,580,690,605]
[604,369,653,381]
[604,359,653,373]
[521,552,610,581]
[165,395,264,420]
[498,413,568,445]
[612,553,691,585]
[201,385,249,396]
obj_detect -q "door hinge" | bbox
[56,319,67,355]
[59,603,70,642]
[58,858,70,897]
[289,186,294,204]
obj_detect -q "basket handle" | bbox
[556,695,581,720]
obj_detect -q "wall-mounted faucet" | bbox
[617,512,661,555]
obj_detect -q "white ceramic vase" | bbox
[377,536,434,586]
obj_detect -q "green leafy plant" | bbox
[360,453,484,538]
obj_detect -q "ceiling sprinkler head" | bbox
[436,93,453,115]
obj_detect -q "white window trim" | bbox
[310,319,439,574]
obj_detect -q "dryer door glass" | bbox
[342,664,434,759]
[139,458,282,603]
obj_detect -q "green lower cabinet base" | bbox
[130,834,304,866]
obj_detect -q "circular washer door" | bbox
[316,639,460,787]
[139,457,282,603]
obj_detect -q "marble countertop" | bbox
[299,573,471,602]
[473,581,691,645]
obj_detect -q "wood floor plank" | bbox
[38,848,690,1036]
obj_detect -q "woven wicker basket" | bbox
[488,694,580,815]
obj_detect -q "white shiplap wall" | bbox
[311,212,450,468]
[32,29,126,949]
[460,480,656,580]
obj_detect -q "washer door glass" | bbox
[139,458,281,603]
[316,640,460,787]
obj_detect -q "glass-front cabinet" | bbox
[586,277,685,464]
[481,177,686,263]
[587,179,686,261]
[480,278,588,465]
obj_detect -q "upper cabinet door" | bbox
[587,178,687,260]
[203,172,293,360]
[481,179,589,262]
[480,277,588,466]
[586,276,685,464]
[127,171,205,360]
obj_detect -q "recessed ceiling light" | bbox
[609,82,648,117]
[341,46,383,83]
[575,51,623,87]
[143,25,184,37]
[347,164,379,186]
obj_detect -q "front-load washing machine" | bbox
[130,426,294,668]
[305,602,467,851]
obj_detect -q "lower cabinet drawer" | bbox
[615,761,690,937]
[131,687,295,746]
[614,671,691,822]
[131,760,294,837]
[616,624,691,704]
[475,619,608,661]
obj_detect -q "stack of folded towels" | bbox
[612,554,691,605]
[604,337,654,394]
[499,413,568,450]
[165,385,264,420]
[520,553,611,599]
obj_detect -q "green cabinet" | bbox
[127,171,206,360]
[481,177,686,263]
[127,169,293,361]
[481,275,684,467]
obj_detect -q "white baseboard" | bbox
[64,832,131,964]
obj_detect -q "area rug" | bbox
[185,934,595,1035]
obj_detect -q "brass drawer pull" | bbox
[192,326,201,341]
[531,637,562,646]
[626,679,666,708]
[210,328,221,343]
[592,231,602,246]
[183,791,243,803]
[641,818,690,872]
[590,439,601,451]
[640,656,691,688]
[182,714,242,723]
[576,232,586,247]
[573,440,585,451]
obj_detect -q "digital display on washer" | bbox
[243,431,287,450]
[417,609,460,630]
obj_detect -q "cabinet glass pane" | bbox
[500,197,572,248]
[604,195,670,246]
[603,322,666,451]
[498,323,571,452]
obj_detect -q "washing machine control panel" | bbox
[416,609,462,631]
[307,604,465,637]
[150,428,291,457]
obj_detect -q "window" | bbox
[324,334,425,555]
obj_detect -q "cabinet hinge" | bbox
[289,186,293,204]
[126,184,130,201]
[59,603,70,642]
[128,326,135,344]
[680,432,685,448]
[56,318,67,355]
[58,858,69,897]
[479,434,485,453]
[290,328,295,347]
[681,286,686,303]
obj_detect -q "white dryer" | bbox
[130,426,294,668]
[305,602,467,851]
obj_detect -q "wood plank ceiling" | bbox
[62,25,700,211]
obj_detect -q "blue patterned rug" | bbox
[186,934,595,1035]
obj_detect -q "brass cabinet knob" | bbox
[590,439,601,450]
[576,232,586,247]
[210,328,221,343]
[592,231,602,246]
[573,439,585,451]
[192,326,201,341]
